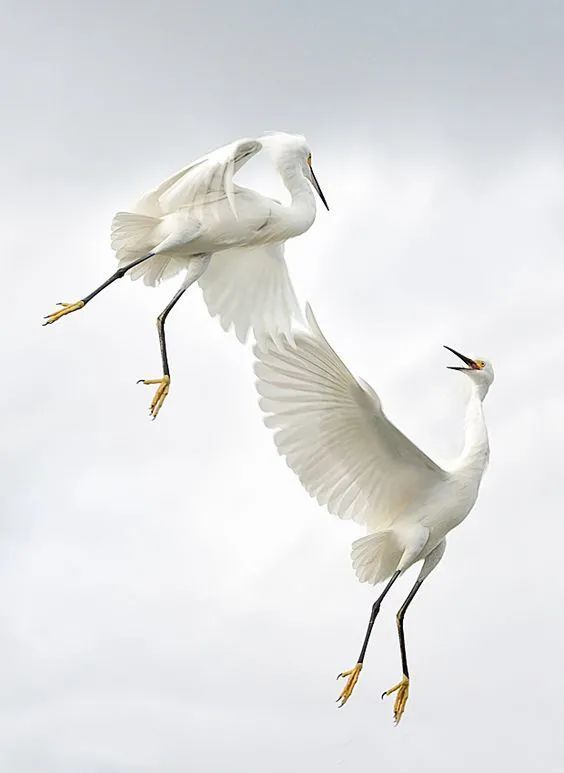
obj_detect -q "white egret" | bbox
[254,305,494,723]
[43,132,328,417]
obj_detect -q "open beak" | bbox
[307,162,330,211]
[444,345,480,371]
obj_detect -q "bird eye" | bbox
[307,153,312,165]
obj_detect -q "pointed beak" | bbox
[307,162,329,211]
[444,345,480,371]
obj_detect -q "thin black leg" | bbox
[380,576,425,723]
[43,252,156,326]
[336,569,402,706]
[357,569,401,664]
[153,255,211,378]
[135,284,189,419]
[81,253,155,305]
[396,577,424,679]
[137,255,210,419]
[156,284,190,377]
[381,541,445,723]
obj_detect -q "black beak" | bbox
[444,345,479,371]
[308,165,330,211]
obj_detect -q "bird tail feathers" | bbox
[111,211,184,286]
[351,531,402,585]
[111,211,159,261]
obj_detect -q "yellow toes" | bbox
[382,674,410,724]
[137,375,170,419]
[42,300,85,326]
[336,662,363,707]
[337,665,410,720]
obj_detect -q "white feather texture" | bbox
[255,304,445,531]
[198,243,302,346]
[255,304,494,584]
[109,133,324,345]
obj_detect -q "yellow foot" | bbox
[42,301,85,326]
[382,674,410,724]
[137,375,170,419]
[336,663,363,707]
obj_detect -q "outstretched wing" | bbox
[132,138,262,218]
[254,305,446,529]
[199,242,302,346]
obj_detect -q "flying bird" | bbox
[254,305,494,723]
[43,133,329,417]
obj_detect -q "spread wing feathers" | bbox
[131,138,262,219]
[198,242,303,345]
[254,304,446,529]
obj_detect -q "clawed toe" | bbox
[336,663,363,707]
[138,375,170,419]
[382,675,410,724]
[42,300,85,326]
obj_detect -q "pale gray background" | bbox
[2,1,563,771]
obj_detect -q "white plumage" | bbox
[254,304,494,721]
[255,304,493,582]
[111,133,326,345]
[198,243,300,345]
[44,132,328,416]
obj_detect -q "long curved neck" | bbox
[278,160,315,211]
[457,384,489,478]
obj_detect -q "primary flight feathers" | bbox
[254,304,445,533]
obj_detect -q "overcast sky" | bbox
[2,1,564,771]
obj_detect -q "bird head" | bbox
[260,132,329,210]
[444,346,494,398]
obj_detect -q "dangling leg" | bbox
[336,570,401,707]
[138,255,210,418]
[383,539,446,724]
[381,578,422,723]
[43,253,155,325]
